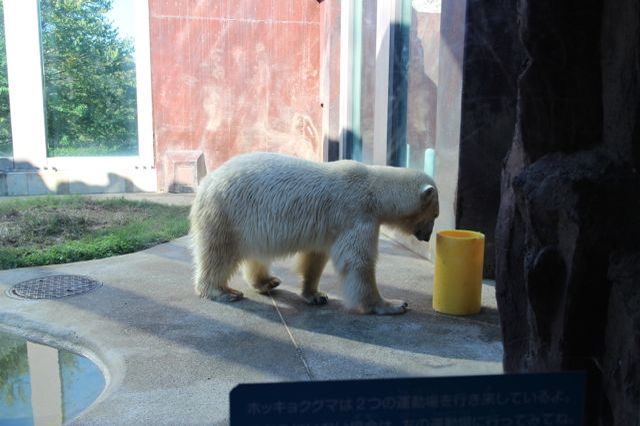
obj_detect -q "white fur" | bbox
[190,152,439,314]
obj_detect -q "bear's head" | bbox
[412,184,439,242]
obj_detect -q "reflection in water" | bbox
[0,332,104,425]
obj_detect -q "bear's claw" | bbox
[254,277,282,294]
[370,298,408,315]
[302,291,329,305]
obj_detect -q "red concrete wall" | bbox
[149,0,323,190]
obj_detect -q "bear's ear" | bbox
[421,185,436,203]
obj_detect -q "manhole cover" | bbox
[8,275,102,300]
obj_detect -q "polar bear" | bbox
[190,152,439,315]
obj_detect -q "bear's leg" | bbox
[297,251,329,305]
[192,230,243,302]
[242,259,281,294]
[331,225,408,315]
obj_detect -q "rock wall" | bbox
[495,0,640,424]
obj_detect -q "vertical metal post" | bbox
[349,0,363,161]
[339,0,353,161]
[3,0,48,168]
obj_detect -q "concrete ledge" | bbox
[0,169,157,196]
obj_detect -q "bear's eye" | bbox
[421,185,435,203]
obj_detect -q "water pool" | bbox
[0,331,105,425]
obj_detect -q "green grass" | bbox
[0,196,191,270]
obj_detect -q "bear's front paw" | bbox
[301,291,329,305]
[370,298,408,315]
[210,288,244,302]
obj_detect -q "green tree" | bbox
[0,0,12,157]
[40,0,138,156]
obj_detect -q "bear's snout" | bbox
[414,220,435,242]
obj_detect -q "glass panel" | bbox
[344,0,377,164]
[405,0,440,175]
[39,0,138,157]
[344,1,363,162]
[0,0,12,157]
[387,0,412,167]
[359,0,377,164]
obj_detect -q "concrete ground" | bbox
[0,193,503,425]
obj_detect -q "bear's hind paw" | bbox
[209,288,244,302]
[369,298,408,315]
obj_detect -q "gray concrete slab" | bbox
[0,193,503,425]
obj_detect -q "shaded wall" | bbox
[149,1,323,190]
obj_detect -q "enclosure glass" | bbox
[405,0,440,172]
[343,0,440,176]
[358,0,379,165]
[39,0,138,157]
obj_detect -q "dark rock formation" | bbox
[494,0,640,424]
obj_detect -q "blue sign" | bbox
[231,372,586,425]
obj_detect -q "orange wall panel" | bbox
[149,0,322,190]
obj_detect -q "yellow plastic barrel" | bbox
[433,230,485,315]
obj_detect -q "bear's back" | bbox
[198,153,371,254]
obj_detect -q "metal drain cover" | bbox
[8,275,102,300]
